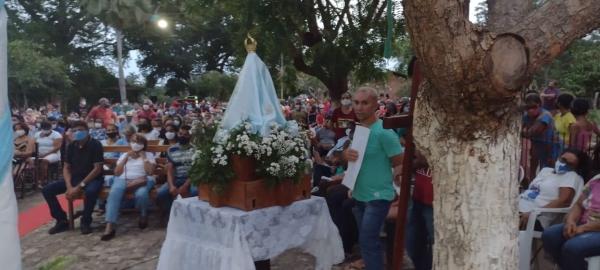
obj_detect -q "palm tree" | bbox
[80,0,155,102]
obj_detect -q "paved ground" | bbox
[19,194,413,270]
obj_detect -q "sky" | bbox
[121,0,486,82]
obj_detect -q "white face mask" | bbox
[94,123,102,128]
[173,120,180,126]
[143,105,150,110]
[165,132,176,140]
[131,143,144,152]
[51,124,57,129]
[341,99,352,106]
[80,101,86,106]
[14,130,26,137]
[153,127,161,132]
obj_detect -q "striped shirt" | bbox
[167,143,194,180]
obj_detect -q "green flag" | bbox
[383,0,393,59]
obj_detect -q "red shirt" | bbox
[87,106,115,127]
[137,109,157,121]
[331,108,357,139]
[413,168,433,205]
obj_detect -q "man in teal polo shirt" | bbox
[344,87,403,270]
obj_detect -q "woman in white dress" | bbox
[33,121,63,187]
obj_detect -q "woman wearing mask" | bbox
[542,173,600,270]
[161,124,179,146]
[89,119,107,141]
[101,134,156,241]
[332,92,358,140]
[34,121,63,186]
[13,123,35,177]
[519,148,589,230]
[101,124,127,159]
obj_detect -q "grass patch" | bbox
[38,256,75,270]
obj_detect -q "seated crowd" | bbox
[11,80,600,270]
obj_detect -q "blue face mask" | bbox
[73,130,88,141]
[554,160,571,174]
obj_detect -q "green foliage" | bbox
[7,1,109,66]
[535,39,600,98]
[38,256,74,270]
[188,71,238,100]
[183,0,405,99]
[80,0,155,29]
[8,40,72,106]
[189,121,236,194]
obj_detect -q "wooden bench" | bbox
[67,144,171,229]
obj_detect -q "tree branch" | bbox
[487,0,532,32]
[403,0,476,88]
[513,0,600,73]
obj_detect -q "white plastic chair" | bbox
[587,256,600,270]
[518,181,584,270]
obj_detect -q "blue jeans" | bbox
[542,223,600,270]
[105,176,155,224]
[406,200,434,270]
[42,178,103,226]
[156,178,197,214]
[353,199,392,270]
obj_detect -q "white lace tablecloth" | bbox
[157,196,344,270]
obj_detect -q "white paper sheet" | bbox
[342,126,370,190]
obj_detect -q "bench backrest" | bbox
[102,145,172,182]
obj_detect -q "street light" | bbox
[157,18,168,29]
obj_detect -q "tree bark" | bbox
[401,0,600,269]
[487,0,532,32]
[116,28,127,103]
[413,83,521,269]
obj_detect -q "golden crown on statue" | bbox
[245,34,257,53]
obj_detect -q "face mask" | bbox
[123,102,129,106]
[173,120,180,126]
[42,129,52,135]
[36,123,41,128]
[51,124,57,129]
[73,130,88,141]
[131,143,144,152]
[554,160,572,174]
[94,123,102,128]
[178,136,190,145]
[341,99,352,106]
[107,132,118,139]
[14,130,25,137]
[153,127,161,132]
[80,101,86,106]
[165,132,176,140]
[143,105,150,110]
[87,123,94,128]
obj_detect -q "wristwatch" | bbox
[79,181,86,188]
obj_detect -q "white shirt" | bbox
[144,131,159,140]
[117,152,156,180]
[519,168,583,227]
[34,130,62,156]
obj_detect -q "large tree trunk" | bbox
[402,0,600,268]
[413,84,521,269]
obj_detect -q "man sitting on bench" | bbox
[157,125,196,219]
[42,121,104,235]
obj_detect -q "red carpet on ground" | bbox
[18,195,82,237]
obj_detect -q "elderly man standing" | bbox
[344,87,403,270]
[86,98,117,128]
